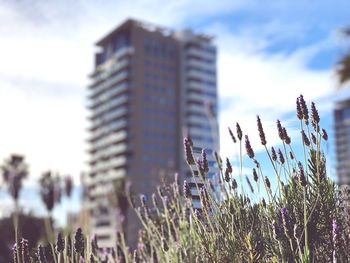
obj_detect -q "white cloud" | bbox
[0,0,255,183]
[0,1,343,192]
[211,24,337,160]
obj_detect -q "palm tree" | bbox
[336,27,350,86]
[1,154,28,261]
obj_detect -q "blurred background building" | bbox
[86,19,218,247]
[334,98,350,205]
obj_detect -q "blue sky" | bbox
[0,0,350,224]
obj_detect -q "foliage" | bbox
[0,213,47,262]
[6,96,350,262]
[336,27,350,86]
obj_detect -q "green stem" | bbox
[14,200,20,263]
[303,187,309,261]
[44,214,57,263]
[239,140,244,195]
[282,142,291,177]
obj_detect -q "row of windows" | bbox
[92,106,128,128]
[188,123,212,131]
[191,135,214,143]
[144,95,176,106]
[187,56,215,65]
[144,60,176,72]
[144,71,176,83]
[91,118,127,140]
[335,107,350,122]
[186,111,208,119]
[192,147,213,155]
[188,78,216,87]
[186,43,216,54]
[188,89,216,99]
[91,94,128,118]
[142,119,175,129]
[142,144,175,153]
[142,155,174,164]
[143,38,177,59]
[96,33,130,66]
[144,83,175,95]
[187,66,216,76]
[90,70,129,98]
[143,130,175,140]
[144,107,175,118]
[91,82,128,107]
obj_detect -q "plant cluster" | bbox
[6,96,350,262]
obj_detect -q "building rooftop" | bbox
[95,18,214,47]
[335,97,350,110]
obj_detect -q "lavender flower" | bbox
[262,198,267,209]
[253,168,258,182]
[301,130,310,146]
[224,168,230,183]
[56,232,65,253]
[12,244,18,263]
[322,128,328,141]
[39,171,56,212]
[20,239,30,263]
[265,176,271,190]
[201,149,209,173]
[183,137,195,165]
[183,180,191,198]
[297,162,307,187]
[278,149,285,164]
[1,154,28,201]
[296,97,303,120]
[276,120,285,141]
[257,115,267,145]
[225,158,232,174]
[245,135,255,159]
[311,133,317,145]
[74,228,85,256]
[37,244,47,263]
[236,123,243,141]
[271,147,277,161]
[228,127,237,143]
[289,151,294,160]
[310,102,320,132]
[299,95,309,125]
[254,159,260,168]
[282,127,291,144]
[197,158,204,176]
[140,194,147,207]
[194,209,202,220]
[231,178,238,190]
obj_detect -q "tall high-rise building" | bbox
[86,19,218,248]
[334,98,350,205]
